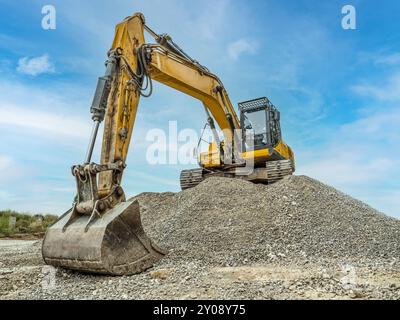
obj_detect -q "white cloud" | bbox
[0,190,17,202]
[0,79,91,142]
[297,71,400,217]
[0,155,13,171]
[371,190,400,217]
[0,79,87,113]
[17,54,55,76]
[129,170,178,187]
[0,105,89,139]
[227,39,258,61]
[352,73,400,101]
[298,155,396,187]
[0,154,20,204]
[341,110,400,141]
[296,118,400,217]
[0,155,22,184]
[375,52,400,65]
[192,0,231,41]
[297,109,400,190]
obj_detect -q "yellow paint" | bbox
[200,140,295,169]
[97,12,295,196]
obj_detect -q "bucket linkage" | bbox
[42,162,165,275]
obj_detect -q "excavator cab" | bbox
[239,97,282,152]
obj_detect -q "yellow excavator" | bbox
[42,13,295,275]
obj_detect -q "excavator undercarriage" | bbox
[180,159,294,190]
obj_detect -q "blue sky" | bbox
[0,0,399,218]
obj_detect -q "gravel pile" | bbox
[136,175,400,267]
[1,175,399,300]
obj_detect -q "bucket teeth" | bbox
[42,200,165,275]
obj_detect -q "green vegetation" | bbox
[0,210,57,238]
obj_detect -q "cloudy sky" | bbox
[0,0,399,218]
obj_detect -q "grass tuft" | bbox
[0,210,57,238]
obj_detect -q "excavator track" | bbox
[265,159,294,183]
[180,168,205,190]
[180,159,294,190]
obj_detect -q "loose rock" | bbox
[0,175,399,300]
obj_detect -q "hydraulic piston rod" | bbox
[84,51,118,164]
[85,120,100,164]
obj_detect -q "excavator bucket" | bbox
[42,200,165,275]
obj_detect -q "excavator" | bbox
[42,13,295,275]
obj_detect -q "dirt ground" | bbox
[0,239,399,300]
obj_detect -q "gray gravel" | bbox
[1,175,399,300]
[138,175,400,267]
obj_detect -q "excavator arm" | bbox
[97,13,241,197]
